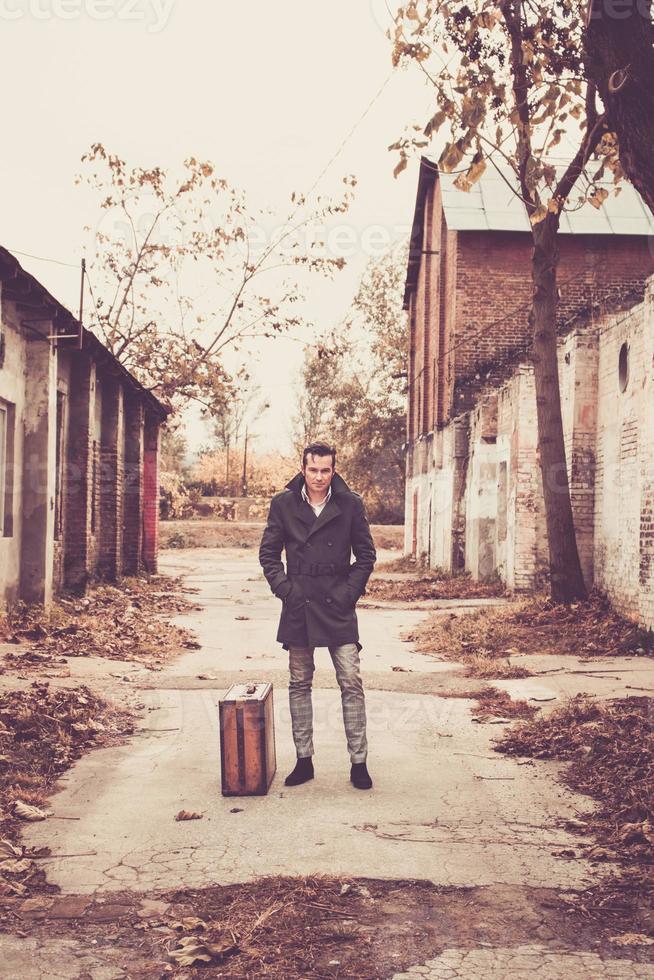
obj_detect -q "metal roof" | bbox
[439,164,654,236]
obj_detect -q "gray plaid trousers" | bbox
[288,644,368,764]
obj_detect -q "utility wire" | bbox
[6,71,396,292]
[302,71,395,203]
[5,246,79,269]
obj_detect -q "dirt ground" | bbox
[4,877,654,979]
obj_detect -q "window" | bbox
[0,399,15,537]
[618,342,629,393]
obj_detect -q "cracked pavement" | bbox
[22,548,607,895]
[391,946,654,979]
[8,546,654,978]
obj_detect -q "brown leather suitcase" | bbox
[219,682,276,796]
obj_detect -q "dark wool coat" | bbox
[258,472,377,650]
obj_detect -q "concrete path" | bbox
[24,549,607,894]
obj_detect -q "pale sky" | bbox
[0,0,431,456]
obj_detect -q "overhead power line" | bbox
[303,71,395,202]
[5,246,79,269]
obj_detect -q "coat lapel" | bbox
[306,496,341,539]
[294,493,316,531]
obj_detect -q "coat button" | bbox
[327,541,333,547]
[305,599,311,604]
[326,597,332,604]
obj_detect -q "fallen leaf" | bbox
[609,933,654,946]
[175,810,202,821]
[0,839,22,859]
[12,801,48,821]
[168,938,213,966]
[170,916,207,931]
[168,935,238,966]
[0,859,33,874]
[0,877,27,896]
[587,845,616,861]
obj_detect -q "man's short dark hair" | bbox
[302,442,336,469]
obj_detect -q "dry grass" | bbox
[439,686,539,722]
[402,591,654,676]
[462,653,532,679]
[495,694,654,928]
[0,682,133,897]
[161,520,404,552]
[366,572,506,602]
[0,575,201,669]
[498,694,654,847]
[375,554,426,573]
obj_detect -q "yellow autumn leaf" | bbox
[439,142,464,174]
[588,187,609,209]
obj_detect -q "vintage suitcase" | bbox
[219,682,276,796]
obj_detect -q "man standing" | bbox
[259,442,376,790]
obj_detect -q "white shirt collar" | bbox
[301,482,332,515]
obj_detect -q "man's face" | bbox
[302,453,334,497]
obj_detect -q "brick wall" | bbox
[63,355,95,592]
[123,395,144,575]
[594,284,654,626]
[87,375,103,575]
[99,379,125,580]
[142,411,160,574]
[493,368,549,590]
[559,328,599,587]
[61,362,162,591]
[451,233,654,418]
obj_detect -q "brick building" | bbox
[404,159,654,627]
[0,247,168,608]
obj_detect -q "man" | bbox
[259,442,376,790]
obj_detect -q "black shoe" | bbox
[350,762,373,790]
[284,757,314,786]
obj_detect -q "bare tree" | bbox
[80,144,355,416]
[390,0,630,600]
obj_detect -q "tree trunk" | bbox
[529,220,588,602]
[584,0,654,216]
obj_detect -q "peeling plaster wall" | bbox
[0,298,26,606]
[594,284,654,628]
[464,399,499,581]
[406,264,654,628]
[494,368,548,591]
